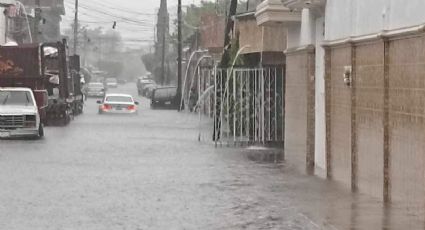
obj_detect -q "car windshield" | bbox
[105,96,133,103]
[0,90,34,106]
[106,78,117,83]
[88,83,103,88]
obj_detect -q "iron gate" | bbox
[185,66,285,146]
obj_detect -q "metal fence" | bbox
[191,66,285,147]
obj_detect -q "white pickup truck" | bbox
[0,88,44,139]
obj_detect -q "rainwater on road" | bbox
[0,84,422,230]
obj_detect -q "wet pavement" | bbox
[0,84,423,229]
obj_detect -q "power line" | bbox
[79,0,156,16]
[65,0,156,16]
[77,3,153,25]
[63,1,154,26]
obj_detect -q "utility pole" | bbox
[34,0,41,43]
[160,18,166,85]
[177,0,182,110]
[220,0,238,67]
[73,0,79,55]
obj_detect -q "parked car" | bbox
[151,86,177,109]
[0,88,46,138]
[142,83,156,97]
[117,79,127,84]
[97,94,139,115]
[144,84,157,99]
[105,78,118,88]
[137,78,155,95]
[86,82,106,97]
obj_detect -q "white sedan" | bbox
[97,94,139,115]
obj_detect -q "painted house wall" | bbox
[287,9,316,48]
[389,0,425,29]
[287,24,301,48]
[299,9,316,46]
[325,0,425,41]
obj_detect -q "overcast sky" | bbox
[61,0,209,49]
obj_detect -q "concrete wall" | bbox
[287,25,301,49]
[325,0,425,40]
[287,9,316,49]
[314,17,326,171]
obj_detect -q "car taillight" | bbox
[102,104,112,110]
[127,105,136,110]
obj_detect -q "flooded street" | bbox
[0,84,421,230]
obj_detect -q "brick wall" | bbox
[325,33,425,206]
[355,42,385,198]
[328,45,352,186]
[285,48,315,168]
[388,36,425,206]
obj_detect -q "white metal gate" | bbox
[193,66,285,146]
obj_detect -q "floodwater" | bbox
[0,84,422,229]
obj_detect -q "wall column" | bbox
[324,47,332,179]
[383,38,391,203]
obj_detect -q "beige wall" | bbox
[328,45,352,186]
[237,17,287,54]
[285,48,315,167]
[355,41,385,198]
[200,14,225,50]
[388,35,425,206]
[325,32,425,207]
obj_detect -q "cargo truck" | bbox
[0,40,80,128]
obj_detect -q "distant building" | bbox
[20,0,65,42]
[0,0,15,44]
[200,13,225,61]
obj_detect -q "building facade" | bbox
[256,0,425,206]
[0,0,16,44]
[18,0,64,43]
